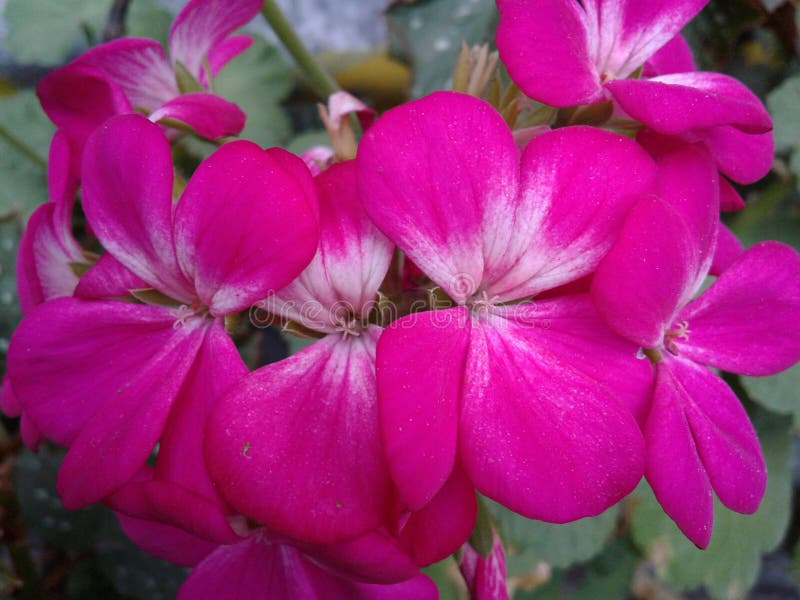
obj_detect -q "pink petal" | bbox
[207,328,391,544]
[76,38,177,110]
[20,414,43,451]
[496,0,601,106]
[710,222,743,276]
[377,307,471,509]
[396,468,477,566]
[173,142,318,315]
[7,298,205,507]
[149,93,246,140]
[645,359,714,548]
[460,303,645,522]
[643,34,696,77]
[16,203,82,314]
[696,127,775,185]
[266,161,392,333]
[107,472,240,547]
[169,0,262,81]
[179,536,437,600]
[592,197,700,347]
[582,0,706,81]
[677,242,800,375]
[608,72,773,136]
[484,125,656,301]
[647,357,766,547]
[300,530,421,584]
[301,145,334,176]
[81,114,193,302]
[48,131,79,236]
[116,511,217,567]
[74,253,149,300]
[357,92,519,303]
[460,532,509,600]
[0,375,20,417]
[155,320,247,501]
[36,63,132,177]
[204,34,252,84]
[327,91,376,131]
[719,177,746,212]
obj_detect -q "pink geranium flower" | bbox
[36,0,262,176]
[7,115,318,511]
[357,91,655,524]
[496,0,773,190]
[591,146,800,548]
[205,160,399,544]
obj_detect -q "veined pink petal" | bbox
[300,145,334,175]
[16,203,82,314]
[76,38,177,110]
[496,0,601,107]
[377,307,471,509]
[592,197,698,347]
[643,34,696,77]
[607,72,773,136]
[719,177,746,212]
[483,126,656,301]
[48,132,79,238]
[676,242,800,375]
[647,357,766,547]
[74,254,149,300]
[327,91,376,131]
[107,473,240,546]
[208,328,391,544]
[149,93,246,140]
[116,510,218,567]
[173,142,317,316]
[654,146,719,284]
[299,529,421,584]
[204,35,252,85]
[461,305,645,522]
[645,359,714,548]
[396,468,477,566]
[710,222,743,276]
[178,536,438,600]
[156,320,246,501]
[696,126,775,185]
[267,161,392,333]
[358,92,519,303]
[7,298,206,507]
[460,532,509,600]
[169,0,262,80]
[36,63,132,177]
[581,0,707,81]
[82,114,193,302]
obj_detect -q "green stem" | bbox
[0,125,46,170]
[260,0,340,99]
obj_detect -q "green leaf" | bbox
[126,0,173,47]
[630,409,793,599]
[516,539,638,600]
[742,365,800,424]
[767,75,800,155]
[386,0,499,97]
[0,218,23,366]
[0,91,54,220]
[212,37,293,149]
[423,556,466,600]
[4,0,108,64]
[486,500,617,572]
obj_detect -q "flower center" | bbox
[172,303,210,329]
[664,320,691,355]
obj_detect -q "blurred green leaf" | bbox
[0,91,54,220]
[516,539,638,600]
[767,74,800,155]
[213,37,293,149]
[630,409,793,599]
[487,500,617,573]
[4,0,172,65]
[4,0,107,63]
[15,447,188,599]
[0,218,22,355]
[386,0,498,97]
[683,0,763,70]
[743,365,800,423]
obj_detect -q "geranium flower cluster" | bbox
[4,0,800,598]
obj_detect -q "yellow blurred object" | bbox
[0,79,18,97]
[321,50,412,107]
